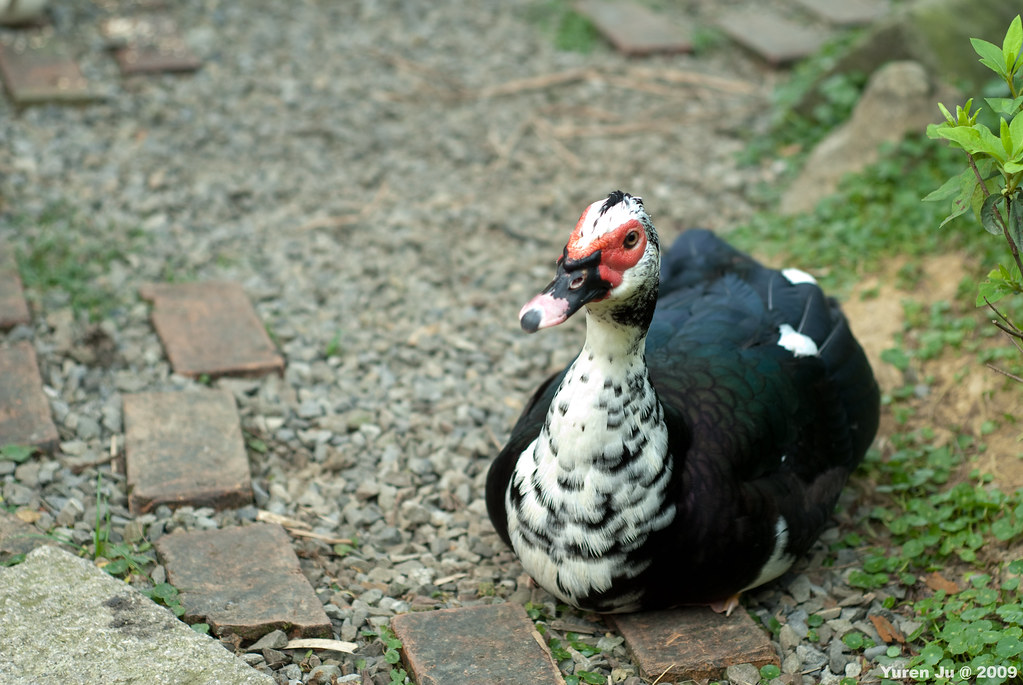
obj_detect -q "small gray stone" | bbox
[308,664,342,684]
[75,415,102,440]
[789,575,812,603]
[828,638,849,675]
[725,662,760,685]
[779,624,800,653]
[248,629,289,652]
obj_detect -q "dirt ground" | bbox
[843,253,1023,491]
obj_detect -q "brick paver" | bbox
[790,0,890,26]
[154,523,332,641]
[0,249,30,330]
[609,607,779,681]
[0,341,59,453]
[100,15,201,75]
[575,0,692,56]
[124,389,253,514]
[139,281,283,379]
[0,35,94,105]
[717,8,831,65]
[390,603,566,685]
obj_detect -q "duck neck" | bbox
[541,309,665,473]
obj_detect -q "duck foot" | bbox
[708,593,742,616]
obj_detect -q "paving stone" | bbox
[716,8,832,65]
[154,523,332,641]
[575,0,692,56]
[0,341,59,453]
[100,14,202,74]
[139,281,284,379]
[0,248,30,330]
[0,545,274,684]
[609,607,779,682]
[124,389,253,514]
[390,603,566,685]
[789,0,890,27]
[0,34,95,105]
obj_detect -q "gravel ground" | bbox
[0,2,889,684]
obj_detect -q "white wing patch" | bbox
[781,267,818,286]
[777,323,818,357]
[743,516,795,590]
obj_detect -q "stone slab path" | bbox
[0,545,274,685]
[0,248,30,330]
[0,34,95,105]
[610,607,779,681]
[391,603,566,685]
[155,523,332,641]
[139,281,284,379]
[124,388,254,514]
[0,341,59,453]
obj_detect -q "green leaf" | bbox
[843,632,865,650]
[384,648,401,664]
[985,95,1023,119]
[578,672,606,685]
[1004,15,1023,70]
[920,643,945,665]
[902,538,927,558]
[190,622,210,635]
[973,37,1010,79]
[760,664,782,679]
[993,516,1020,541]
[981,192,1006,235]
[0,444,37,464]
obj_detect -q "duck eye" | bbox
[623,231,640,249]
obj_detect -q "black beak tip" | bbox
[520,309,541,333]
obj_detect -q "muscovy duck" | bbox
[486,191,879,614]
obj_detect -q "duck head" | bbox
[519,191,661,333]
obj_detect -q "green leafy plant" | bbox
[926,15,1023,361]
[0,444,38,464]
[363,626,409,684]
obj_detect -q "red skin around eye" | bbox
[565,218,646,291]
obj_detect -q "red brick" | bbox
[717,9,831,66]
[124,389,253,514]
[139,282,283,379]
[790,0,889,27]
[575,0,691,56]
[0,248,31,330]
[0,35,94,105]
[0,341,59,453]
[155,523,331,641]
[391,604,566,685]
[609,607,779,681]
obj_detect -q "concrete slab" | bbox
[575,0,692,56]
[0,545,274,684]
[124,389,253,514]
[390,603,566,685]
[139,281,283,379]
[0,34,95,105]
[154,523,332,641]
[609,607,779,681]
[717,8,831,65]
[0,248,31,330]
[0,341,59,453]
